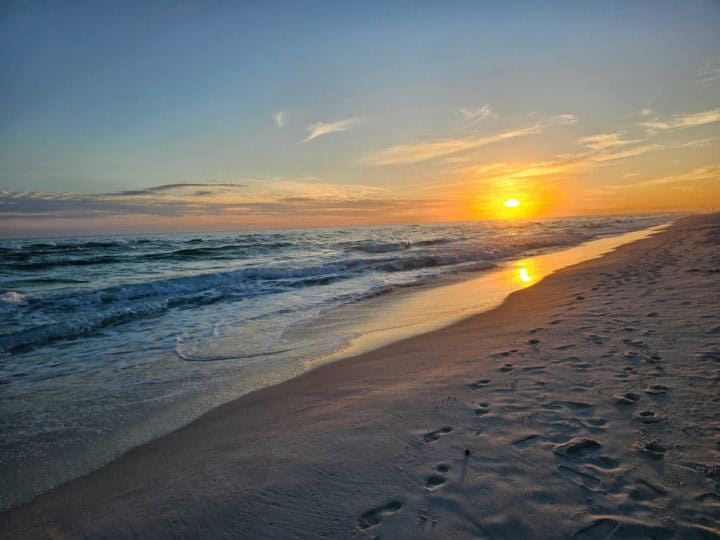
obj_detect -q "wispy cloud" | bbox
[596,165,720,192]
[675,137,716,148]
[640,108,654,117]
[273,111,287,128]
[460,104,496,121]
[588,144,662,163]
[552,113,578,125]
[698,61,720,83]
[579,133,640,151]
[108,182,245,196]
[303,118,360,142]
[639,107,720,132]
[364,124,541,165]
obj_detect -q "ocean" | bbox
[0,214,673,508]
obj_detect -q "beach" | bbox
[2,213,719,538]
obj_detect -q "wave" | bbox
[2,239,299,269]
[0,299,169,353]
[339,237,452,254]
[2,277,89,285]
[342,241,412,253]
[8,255,124,270]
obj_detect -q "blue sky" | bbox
[1,1,719,236]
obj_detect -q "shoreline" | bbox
[300,222,671,366]
[2,214,719,538]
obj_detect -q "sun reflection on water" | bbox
[515,259,535,285]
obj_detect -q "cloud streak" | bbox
[579,133,640,151]
[460,104,496,121]
[364,124,541,165]
[599,165,720,191]
[303,118,360,142]
[640,107,720,132]
[108,182,245,196]
[588,144,663,163]
[273,111,287,128]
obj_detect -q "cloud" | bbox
[675,137,716,148]
[640,165,720,187]
[303,118,360,142]
[273,111,287,128]
[579,133,640,151]
[640,108,654,116]
[639,107,720,132]
[364,124,541,166]
[108,182,245,196]
[552,113,578,125]
[0,179,431,225]
[460,104,496,121]
[588,144,662,163]
[597,165,720,192]
[698,62,720,83]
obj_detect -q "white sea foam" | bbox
[0,291,26,305]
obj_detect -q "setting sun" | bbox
[503,198,521,208]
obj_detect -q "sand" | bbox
[2,214,719,539]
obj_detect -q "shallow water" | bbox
[0,214,673,509]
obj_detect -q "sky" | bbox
[1,0,719,237]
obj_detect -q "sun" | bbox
[503,198,520,208]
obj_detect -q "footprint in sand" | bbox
[357,501,403,529]
[512,433,541,448]
[425,464,450,491]
[499,364,513,373]
[491,350,517,359]
[542,400,592,411]
[521,364,546,373]
[611,391,641,405]
[635,410,662,423]
[628,479,669,507]
[635,439,668,459]
[553,438,602,460]
[557,464,601,491]
[528,338,541,345]
[423,426,452,443]
[474,402,491,415]
[467,379,491,390]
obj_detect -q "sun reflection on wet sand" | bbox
[516,261,534,284]
[305,223,669,365]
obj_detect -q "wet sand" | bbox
[2,214,719,539]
